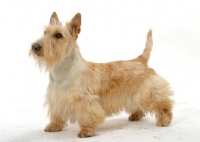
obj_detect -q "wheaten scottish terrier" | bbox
[30,12,174,138]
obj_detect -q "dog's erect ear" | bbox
[67,13,81,37]
[50,12,60,25]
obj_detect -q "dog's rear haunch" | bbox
[30,12,174,138]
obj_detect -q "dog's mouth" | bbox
[35,52,41,56]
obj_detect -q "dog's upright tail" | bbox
[140,29,153,62]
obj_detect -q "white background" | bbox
[0,0,200,141]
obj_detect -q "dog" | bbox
[30,12,174,138]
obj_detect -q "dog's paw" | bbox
[129,111,145,121]
[156,119,171,126]
[77,129,95,138]
[44,124,62,132]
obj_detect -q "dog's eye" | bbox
[44,31,46,35]
[55,33,62,38]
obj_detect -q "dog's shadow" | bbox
[98,115,155,133]
[8,116,156,141]
[8,128,78,142]
[7,106,196,141]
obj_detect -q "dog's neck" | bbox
[49,44,87,83]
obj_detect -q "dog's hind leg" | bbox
[124,96,145,121]
[128,110,145,121]
[154,100,173,126]
[151,77,174,126]
[138,75,174,126]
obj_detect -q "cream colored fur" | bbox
[30,12,174,138]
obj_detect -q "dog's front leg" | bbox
[44,96,69,132]
[44,109,67,132]
[75,96,105,138]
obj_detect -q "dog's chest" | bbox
[47,80,78,120]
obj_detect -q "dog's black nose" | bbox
[32,44,41,52]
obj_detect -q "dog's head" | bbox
[30,12,81,70]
